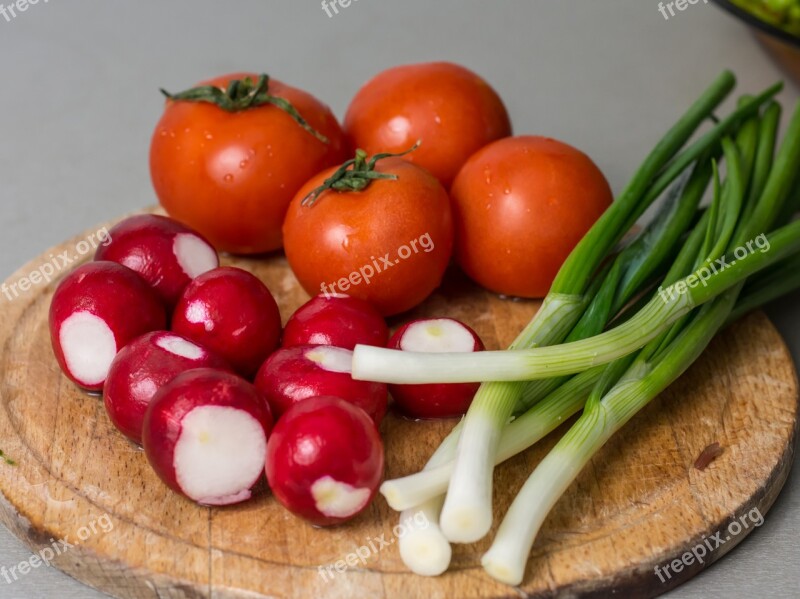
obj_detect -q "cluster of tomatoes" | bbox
[150,62,614,312]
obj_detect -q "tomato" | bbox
[343,62,511,188]
[150,73,348,254]
[451,136,613,298]
[282,153,454,316]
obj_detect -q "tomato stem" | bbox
[160,74,329,143]
[302,143,420,206]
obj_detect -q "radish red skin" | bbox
[95,214,219,308]
[282,294,388,350]
[49,261,167,391]
[387,318,485,419]
[266,396,383,526]
[142,368,273,505]
[171,267,282,378]
[104,331,230,445]
[254,345,388,423]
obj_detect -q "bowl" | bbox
[713,0,800,83]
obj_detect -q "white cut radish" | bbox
[173,233,219,278]
[59,312,117,388]
[49,261,166,391]
[95,214,219,307]
[142,368,273,506]
[311,476,371,518]
[173,405,268,505]
[386,318,484,419]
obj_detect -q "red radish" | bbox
[254,345,388,423]
[387,318,484,419]
[282,294,388,350]
[49,261,166,391]
[142,368,272,506]
[95,214,219,308]
[171,267,282,377]
[104,331,230,445]
[266,396,383,526]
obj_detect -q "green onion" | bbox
[481,100,800,584]
[482,290,741,585]
[355,75,789,544]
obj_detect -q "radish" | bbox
[254,345,388,423]
[49,261,167,391]
[142,368,272,506]
[171,267,282,377]
[104,331,230,445]
[387,318,484,419]
[266,396,383,526]
[282,293,388,350]
[95,214,219,308]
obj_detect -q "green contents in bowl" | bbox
[732,0,800,36]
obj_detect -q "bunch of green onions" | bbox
[351,71,800,583]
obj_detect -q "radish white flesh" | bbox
[254,345,388,423]
[310,476,371,518]
[173,405,267,505]
[387,318,484,419]
[173,233,218,278]
[49,261,167,391]
[96,214,219,308]
[154,334,205,360]
[399,319,478,353]
[60,312,117,387]
[103,331,229,444]
[142,368,273,506]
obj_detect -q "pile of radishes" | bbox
[49,214,485,526]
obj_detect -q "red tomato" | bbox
[344,62,511,188]
[451,136,613,298]
[282,155,454,316]
[150,73,348,254]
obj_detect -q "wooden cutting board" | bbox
[0,212,796,599]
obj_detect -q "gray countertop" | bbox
[1,1,799,597]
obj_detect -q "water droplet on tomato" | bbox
[223,174,234,183]
[239,160,249,169]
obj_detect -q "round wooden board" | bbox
[0,212,797,599]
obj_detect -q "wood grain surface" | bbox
[0,213,796,599]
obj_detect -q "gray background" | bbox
[1,0,799,597]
